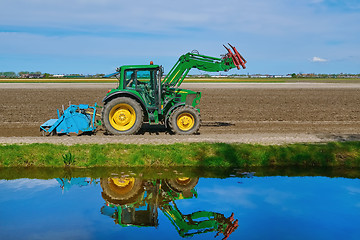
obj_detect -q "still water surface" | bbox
[0,171,359,240]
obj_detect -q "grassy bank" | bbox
[1,142,360,168]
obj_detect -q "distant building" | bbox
[28,74,42,78]
[20,73,43,78]
[53,74,65,78]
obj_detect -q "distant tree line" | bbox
[291,73,360,78]
[0,72,17,77]
[1,71,359,79]
[0,71,105,78]
[0,71,44,78]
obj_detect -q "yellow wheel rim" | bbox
[109,177,135,195]
[177,113,194,131]
[176,177,191,185]
[109,103,136,131]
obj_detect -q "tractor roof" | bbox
[119,65,160,70]
[104,64,161,78]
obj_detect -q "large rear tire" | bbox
[168,105,201,135]
[102,97,143,135]
[100,177,144,202]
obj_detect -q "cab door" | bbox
[124,69,161,112]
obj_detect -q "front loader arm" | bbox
[163,44,246,88]
[161,201,239,239]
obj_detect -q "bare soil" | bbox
[1,83,360,144]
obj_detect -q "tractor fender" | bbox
[164,102,185,126]
[103,91,148,119]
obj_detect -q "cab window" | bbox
[124,70,153,90]
[124,70,136,89]
[136,71,151,84]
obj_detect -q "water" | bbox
[0,169,360,240]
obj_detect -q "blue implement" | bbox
[40,103,99,136]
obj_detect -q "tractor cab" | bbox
[121,66,161,109]
[107,64,163,111]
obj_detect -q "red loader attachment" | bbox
[223,43,247,70]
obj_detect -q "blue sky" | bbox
[0,0,359,75]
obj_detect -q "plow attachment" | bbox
[40,103,100,136]
[223,43,247,70]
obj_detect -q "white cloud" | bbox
[201,186,258,208]
[310,0,324,3]
[0,179,58,191]
[311,56,328,62]
[346,186,360,195]
[28,229,91,240]
[200,184,296,209]
[346,187,360,208]
[0,0,359,73]
[0,0,359,37]
[0,32,202,58]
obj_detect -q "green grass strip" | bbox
[1,142,360,168]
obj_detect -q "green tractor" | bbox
[100,176,239,239]
[102,44,246,135]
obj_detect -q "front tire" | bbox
[165,177,199,192]
[102,97,143,135]
[168,105,201,135]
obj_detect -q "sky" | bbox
[0,0,359,75]
[1,177,360,239]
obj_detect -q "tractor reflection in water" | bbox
[100,177,238,240]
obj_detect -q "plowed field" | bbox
[1,83,360,143]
